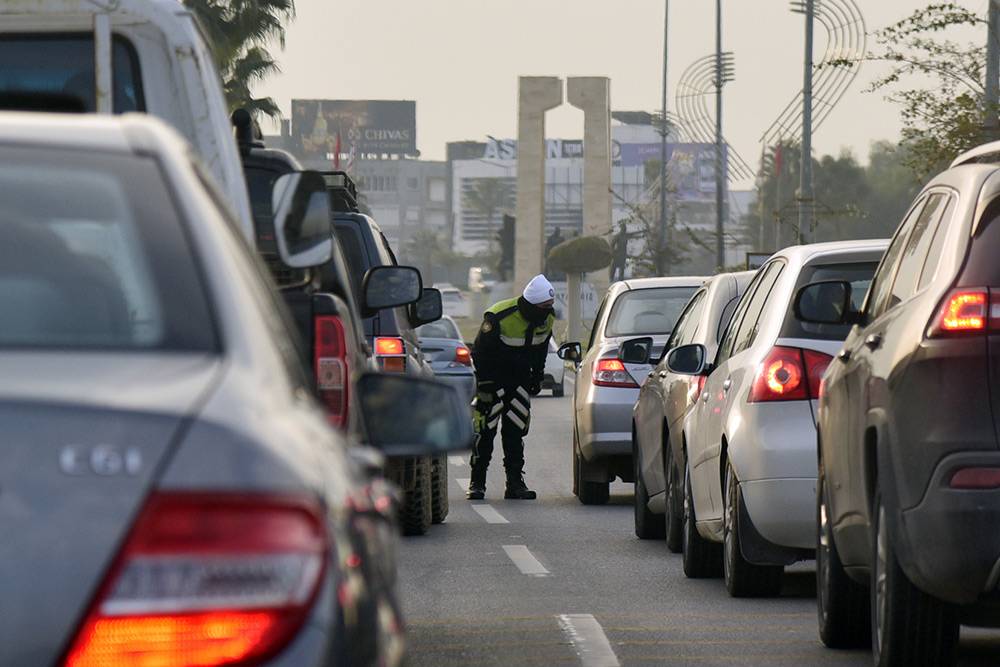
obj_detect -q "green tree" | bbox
[461,178,515,252]
[184,0,295,118]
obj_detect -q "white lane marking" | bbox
[557,614,620,667]
[456,478,471,492]
[471,504,509,524]
[448,456,466,467]
[502,545,549,577]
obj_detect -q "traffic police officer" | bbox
[468,275,556,500]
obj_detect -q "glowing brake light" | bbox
[454,345,472,366]
[375,337,404,356]
[928,289,989,337]
[375,337,406,373]
[64,493,326,667]
[748,346,832,402]
[593,358,639,388]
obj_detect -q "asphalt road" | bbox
[398,392,1000,666]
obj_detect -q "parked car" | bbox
[628,271,755,543]
[0,113,472,667]
[417,315,476,405]
[793,143,1000,665]
[665,240,887,597]
[436,285,471,318]
[558,277,703,505]
[334,211,448,535]
[543,338,566,397]
[0,0,254,240]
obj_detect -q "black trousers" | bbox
[470,382,531,478]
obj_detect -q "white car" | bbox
[668,240,888,597]
[436,285,471,319]
[543,338,566,397]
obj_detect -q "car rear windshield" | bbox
[0,146,217,351]
[417,319,460,340]
[334,219,370,302]
[604,286,697,337]
[780,261,878,341]
[0,35,144,113]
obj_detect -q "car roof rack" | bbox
[951,141,1000,168]
[320,171,360,213]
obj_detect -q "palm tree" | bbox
[184,0,295,118]
[462,178,515,252]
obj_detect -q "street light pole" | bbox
[986,0,1000,138]
[798,0,815,244]
[714,0,725,270]
[658,0,670,272]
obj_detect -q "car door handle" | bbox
[659,371,668,378]
[647,371,655,378]
[701,391,709,403]
[864,334,883,350]
[722,378,732,392]
[837,349,851,362]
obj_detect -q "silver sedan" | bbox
[567,277,703,505]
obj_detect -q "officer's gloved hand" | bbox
[527,378,542,396]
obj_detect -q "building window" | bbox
[407,177,419,190]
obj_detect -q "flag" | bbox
[334,132,342,170]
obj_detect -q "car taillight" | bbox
[593,358,639,388]
[64,492,326,667]
[375,337,406,373]
[748,346,832,403]
[454,345,472,366]
[928,288,993,337]
[315,316,348,429]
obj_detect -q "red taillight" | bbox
[928,288,990,337]
[375,337,406,373]
[593,358,639,388]
[748,346,832,403]
[454,346,472,366]
[315,316,348,429]
[64,493,326,667]
[950,467,1000,489]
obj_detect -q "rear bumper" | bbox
[740,478,816,550]
[895,452,1000,605]
[577,385,639,461]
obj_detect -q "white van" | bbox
[0,0,254,240]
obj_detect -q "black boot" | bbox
[467,467,487,500]
[504,472,536,500]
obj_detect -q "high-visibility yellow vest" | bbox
[486,298,555,348]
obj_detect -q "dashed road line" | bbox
[557,614,620,667]
[471,504,509,524]
[448,455,466,467]
[502,545,549,577]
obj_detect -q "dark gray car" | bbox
[417,315,476,404]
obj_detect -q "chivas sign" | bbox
[292,100,417,159]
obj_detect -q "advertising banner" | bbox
[292,100,416,160]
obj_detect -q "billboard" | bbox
[292,100,416,160]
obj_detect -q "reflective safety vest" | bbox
[486,298,555,348]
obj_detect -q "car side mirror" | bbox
[362,265,423,315]
[558,342,582,363]
[272,171,332,268]
[794,280,859,325]
[356,373,474,456]
[410,288,443,327]
[666,343,707,376]
[619,337,653,365]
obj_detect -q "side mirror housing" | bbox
[272,171,332,268]
[410,288,443,327]
[666,343,707,376]
[362,265,423,315]
[557,342,583,363]
[619,337,653,365]
[793,280,859,325]
[356,373,474,457]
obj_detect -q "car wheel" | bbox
[681,462,722,578]
[634,431,666,539]
[816,465,870,648]
[723,462,783,597]
[400,459,433,536]
[553,377,564,397]
[663,434,683,553]
[871,483,958,666]
[572,428,580,497]
[431,455,449,524]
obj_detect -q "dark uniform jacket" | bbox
[472,297,555,388]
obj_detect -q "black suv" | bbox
[334,210,449,536]
[795,143,1000,666]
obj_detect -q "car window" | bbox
[0,147,216,351]
[729,261,784,356]
[245,166,281,244]
[781,262,879,340]
[587,295,609,348]
[666,290,705,350]
[917,196,955,292]
[417,319,460,339]
[866,197,926,320]
[716,270,767,365]
[0,35,144,113]
[888,193,949,308]
[716,295,741,344]
[334,221,369,303]
[604,287,698,337]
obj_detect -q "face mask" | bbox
[518,298,551,324]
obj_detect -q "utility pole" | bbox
[798,0,815,244]
[658,0,670,269]
[714,0,726,270]
[986,0,1000,139]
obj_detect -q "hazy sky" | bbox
[262,0,990,186]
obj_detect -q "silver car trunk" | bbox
[0,352,221,665]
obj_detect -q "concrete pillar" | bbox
[568,77,613,298]
[513,76,563,294]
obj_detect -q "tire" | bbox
[723,462,783,597]
[634,431,665,539]
[871,484,958,667]
[816,466,870,648]
[572,428,580,497]
[681,462,722,578]
[552,378,564,397]
[663,434,683,554]
[400,459,433,536]
[431,455,449,524]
